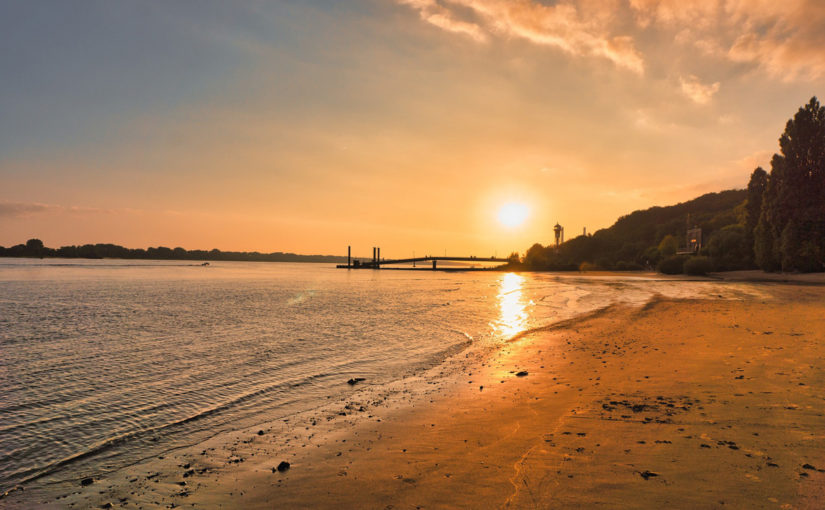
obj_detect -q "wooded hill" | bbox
[518,189,747,272]
[518,96,825,274]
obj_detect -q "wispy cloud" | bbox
[679,75,720,104]
[0,201,122,218]
[398,0,645,73]
[399,0,488,42]
[399,0,825,81]
[630,0,825,81]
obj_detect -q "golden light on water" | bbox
[494,272,528,339]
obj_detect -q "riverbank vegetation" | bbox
[514,97,824,275]
[0,239,346,264]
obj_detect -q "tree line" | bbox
[511,97,824,275]
[0,239,347,264]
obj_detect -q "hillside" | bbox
[521,189,747,271]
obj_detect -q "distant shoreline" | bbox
[0,240,347,264]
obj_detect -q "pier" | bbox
[337,246,510,271]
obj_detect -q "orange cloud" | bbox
[679,74,720,104]
[398,0,645,73]
[630,0,825,80]
[400,0,825,81]
[398,0,488,41]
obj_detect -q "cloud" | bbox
[0,201,120,218]
[0,201,60,217]
[630,0,825,81]
[398,0,645,73]
[399,0,825,81]
[398,0,487,42]
[679,75,720,104]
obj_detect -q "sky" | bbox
[1,0,824,258]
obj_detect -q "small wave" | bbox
[9,372,335,487]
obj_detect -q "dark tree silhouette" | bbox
[756,97,825,272]
[745,167,767,265]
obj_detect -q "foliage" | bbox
[517,190,746,272]
[579,261,599,272]
[707,224,748,271]
[684,256,713,276]
[754,97,825,272]
[658,255,688,275]
[657,235,678,257]
[0,240,347,263]
[744,167,767,265]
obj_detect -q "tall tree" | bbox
[756,97,825,272]
[744,167,767,266]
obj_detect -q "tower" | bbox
[553,223,564,248]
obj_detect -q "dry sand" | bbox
[9,283,825,509]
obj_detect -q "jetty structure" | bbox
[337,246,509,271]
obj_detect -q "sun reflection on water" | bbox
[494,272,529,339]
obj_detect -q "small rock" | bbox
[80,477,94,487]
[257,430,264,436]
[277,461,291,472]
[802,463,817,470]
[639,470,659,480]
[347,378,366,385]
[100,503,113,509]
[515,371,528,377]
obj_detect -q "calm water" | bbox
[0,259,752,493]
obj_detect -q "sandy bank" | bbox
[15,284,825,509]
[194,286,825,509]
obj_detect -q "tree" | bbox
[657,235,678,257]
[25,238,44,257]
[707,224,747,270]
[744,167,767,265]
[756,97,825,272]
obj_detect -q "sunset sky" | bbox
[2,1,824,258]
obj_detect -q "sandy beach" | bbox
[9,281,825,509]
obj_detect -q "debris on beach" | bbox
[639,470,659,480]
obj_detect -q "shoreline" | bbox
[6,282,822,508]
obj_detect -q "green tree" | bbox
[707,224,747,271]
[657,235,678,257]
[757,97,825,272]
[25,238,44,257]
[744,167,767,265]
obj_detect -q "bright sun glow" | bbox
[497,202,529,228]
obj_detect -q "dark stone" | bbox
[639,470,659,480]
[515,371,528,377]
[347,378,366,385]
[80,477,94,487]
[802,463,817,470]
[257,430,264,435]
[100,503,113,509]
[277,461,291,472]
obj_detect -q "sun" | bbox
[497,202,529,228]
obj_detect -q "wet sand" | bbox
[9,283,825,509]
